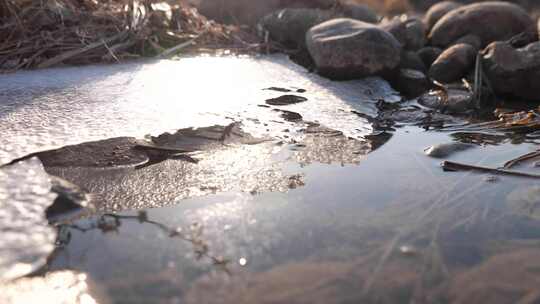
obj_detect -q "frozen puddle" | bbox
[0,54,399,166]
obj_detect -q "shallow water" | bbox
[2,55,540,303]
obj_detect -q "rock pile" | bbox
[257,1,540,103]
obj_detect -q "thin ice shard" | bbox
[0,158,57,282]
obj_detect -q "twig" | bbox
[473,52,482,109]
[156,31,206,59]
[503,150,540,169]
[442,160,540,179]
[101,38,120,63]
[38,31,126,68]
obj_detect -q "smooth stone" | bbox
[392,69,430,98]
[418,87,474,114]
[259,8,336,48]
[380,17,426,50]
[306,18,402,79]
[259,4,379,48]
[424,1,462,31]
[482,41,540,100]
[429,1,537,48]
[338,1,379,23]
[429,43,476,83]
[401,51,427,72]
[417,46,443,67]
[424,142,475,158]
[452,34,482,51]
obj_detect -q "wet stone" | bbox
[418,88,474,114]
[265,94,308,106]
[424,142,476,158]
[429,43,476,84]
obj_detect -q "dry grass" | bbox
[0,0,259,72]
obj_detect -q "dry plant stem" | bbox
[157,32,204,59]
[38,31,127,68]
[503,150,540,169]
[473,52,482,108]
[442,160,540,178]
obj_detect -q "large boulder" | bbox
[429,43,476,83]
[482,41,540,100]
[429,2,537,48]
[423,1,462,31]
[259,8,336,48]
[306,18,402,79]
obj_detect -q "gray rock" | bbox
[417,46,443,67]
[429,43,476,83]
[424,1,462,31]
[259,8,336,48]
[306,18,402,79]
[338,1,379,23]
[429,1,537,48]
[482,41,540,100]
[380,17,426,50]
